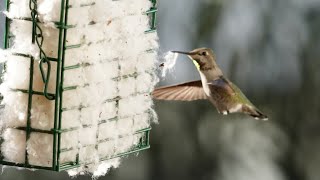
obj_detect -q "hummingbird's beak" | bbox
[171,51,195,55]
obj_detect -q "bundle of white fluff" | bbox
[0,0,158,177]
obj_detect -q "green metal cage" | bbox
[0,0,158,171]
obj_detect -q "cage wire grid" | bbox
[0,0,158,171]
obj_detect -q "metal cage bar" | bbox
[3,0,9,49]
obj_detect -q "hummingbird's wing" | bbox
[152,80,207,101]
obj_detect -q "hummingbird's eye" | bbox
[201,51,207,56]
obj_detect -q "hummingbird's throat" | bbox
[192,60,200,70]
[187,55,201,70]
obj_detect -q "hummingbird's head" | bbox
[172,47,216,71]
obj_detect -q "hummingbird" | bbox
[153,48,268,120]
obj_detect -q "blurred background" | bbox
[1,0,320,179]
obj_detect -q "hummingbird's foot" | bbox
[220,110,229,115]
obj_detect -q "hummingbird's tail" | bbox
[243,105,268,120]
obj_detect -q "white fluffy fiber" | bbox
[160,52,179,78]
[0,0,158,177]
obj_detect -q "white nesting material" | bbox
[61,110,81,129]
[10,20,32,41]
[146,32,160,47]
[60,150,77,164]
[123,27,146,46]
[117,117,134,135]
[61,131,79,150]
[133,113,150,131]
[98,121,117,140]
[127,0,153,15]
[64,68,84,87]
[82,65,106,84]
[37,0,62,23]
[96,81,118,100]
[6,0,62,23]
[98,140,115,159]
[91,0,152,23]
[85,20,122,45]
[65,28,83,47]
[0,91,28,128]
[100,61,119,79]
[88,1,126,23]
[62,89,81,109]
[136,52,158,73]
[136,73,155,93]
[119,58,138,76]
[86,42,120,62]
[80,106,100,126]
[118,95,153,118]
[27,133,53,167]
[5,55,30,90]
[114,136,134,154]
[64,47,86,67]
[92,159,121,177]
[5,0,29,18]
[79,126,97,146]
[10,20,39,58]
[77,85,100,107]
[120,15,149,39]
[80,145,98,163]
[0,49,9,62]
[31,95,55,130]
[99,102,117,120]
[80,23,107,43]
[118,77,137,98]
[1,129,26,163]
[68,6,91,27]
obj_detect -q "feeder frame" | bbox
[0,0,158,171]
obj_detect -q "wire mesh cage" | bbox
[0,0,158,172]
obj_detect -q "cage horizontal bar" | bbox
[64,44,81,50]
[67,2,95,8]
[15,127,53,134]
[62,86,77,91]
[55,23,76,29]
[0,161,53,170]
[12,88,56,97]
[63,64,81,70]
[144,8,158,14]
[145,29,157,34]
[11,126,78,135]
[51,127,79,134]
[9,17,45,24]
[9,17,76,30]
[100,144,150,162]
[98,128,151,144]
[58,163,81,171]
[10,53,58,62]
